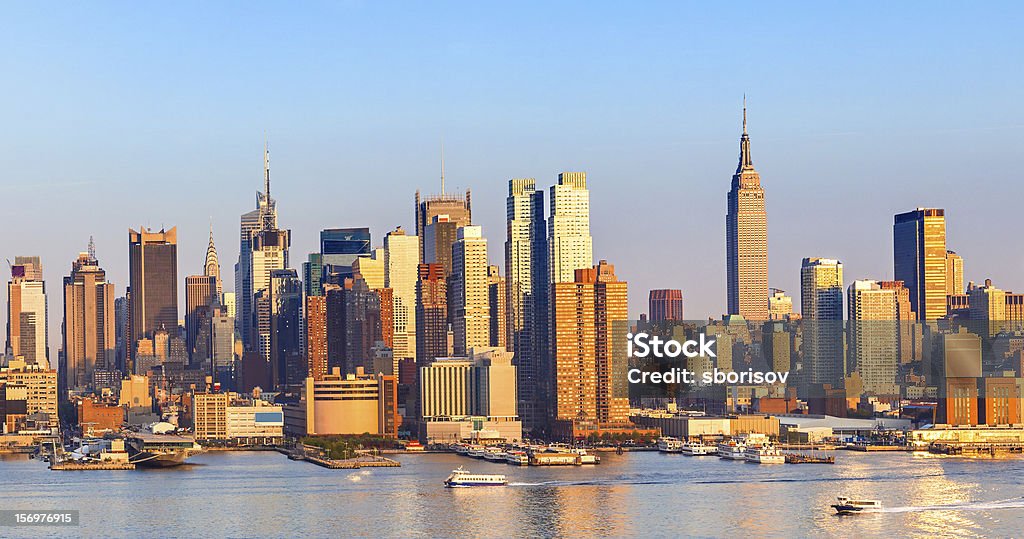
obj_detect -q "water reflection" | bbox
[0,450,1021,537]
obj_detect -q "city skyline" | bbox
[3,3,1024,345]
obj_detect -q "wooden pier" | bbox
[291,445,401,469]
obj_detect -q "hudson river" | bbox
[2,450,1023,538]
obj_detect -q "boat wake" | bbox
[878,497,1024,513]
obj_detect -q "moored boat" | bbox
[505,451,529,466]
[680,441,713,456]
[743,444,785,464]
[717,442,747,460]
[657,437,683,453]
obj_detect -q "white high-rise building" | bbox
[385,227,419,361]
[847,280,899,396]
[237,145,280,351]
[505,178,547,431]
[6,256,49,368]
[800,258,844,387]
[451,226,490,357]
[548,172,593,284]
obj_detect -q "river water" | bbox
[1,450,1022,538]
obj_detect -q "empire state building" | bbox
[726,99,768,320]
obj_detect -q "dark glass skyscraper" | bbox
[321,228,371,280]
[128,226,178,372]
[893,208,947,320]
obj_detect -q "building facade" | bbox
[7,256,49,368]
[726,102,769,321]
[451,226,490,356]
[801,258,845,387]
[550,260,629,429]
[894,208,947,320]
[128,227,178,372]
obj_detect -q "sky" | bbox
[2,2,1023,354]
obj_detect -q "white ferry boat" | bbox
[444,467,508,487]
[831,497,882,515]
[743,444,785,464]
[657,437,683,453]
[717,442,746,460]
[466,445,486,458]
[680,442,713,456]
[505,451,529,466]
[483,447,507,461]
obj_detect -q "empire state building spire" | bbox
[737,94,754,173]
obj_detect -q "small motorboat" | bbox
[831,496,882,515]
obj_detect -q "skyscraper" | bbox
[61,243,116,392]
[879,280,916,364]
[384,227,419,363]
[6,256,48,368]
[204,223,222,297]
[302,253,323,297]
[726,99,769,321]
[487,265,507,349]
[415,189,471,265]
[548,172,593,284]
[504,177,548,432]
[945,250,964,296]
[305,295,328,381]
[550,260,629,431]
[422,215,461,276]
[800,258,844,387]
[894,208,947,320]
[185,274,217,365]
[269,269,303,390]
[252,228,291,364]
[451,226,490,356]
[325,277,384,375]
[416,263,448,364]
[237,145,278,350]
[648,289,684,322]
[352,247,385,290]
[847,280,899,396]
[128,227,178,372]
[321,227,371,279]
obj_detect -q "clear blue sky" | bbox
[2,2,1023,349]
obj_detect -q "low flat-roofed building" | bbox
[629,412,780,439]
[775,414,912,437]
[194,392,285,445]
[283,367,398,438]
[78,397,124,434]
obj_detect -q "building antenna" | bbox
[742,93,747,135]
[88,236,96,261]
[264,135,271,198]
[440,138,446,195]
